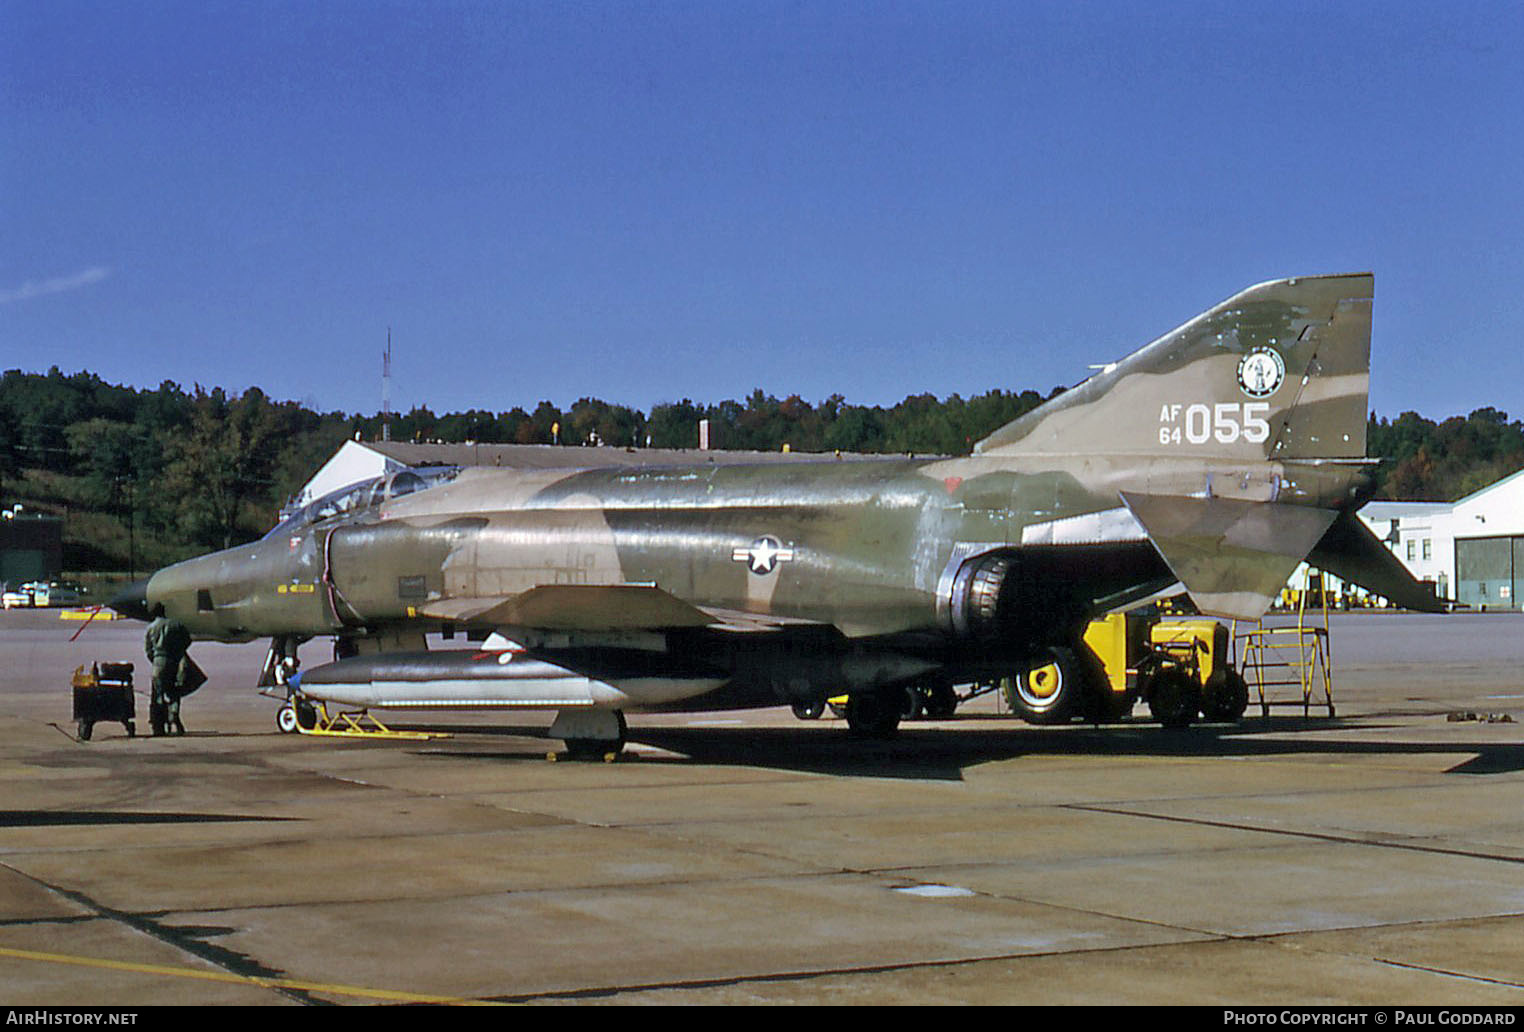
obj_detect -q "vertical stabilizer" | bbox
[975,274,1373,460]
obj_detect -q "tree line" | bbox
[1,366,1520,570]
[1366,408,1524,501]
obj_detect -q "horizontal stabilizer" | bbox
[421,584,714,631]
[1307,511,1445,612]
[1121,492,1337,621]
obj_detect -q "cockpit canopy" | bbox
[267,466,458,538]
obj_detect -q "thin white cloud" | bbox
[0,266,112,305]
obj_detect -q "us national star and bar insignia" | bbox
[732,536,795,575]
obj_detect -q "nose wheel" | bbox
[276,696,319,733]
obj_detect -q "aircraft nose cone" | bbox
[109,578,151,621]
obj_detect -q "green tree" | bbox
[647,400,704,448]
[160,387,284,549]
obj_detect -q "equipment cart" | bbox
[72,662,136,740]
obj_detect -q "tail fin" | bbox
[975,273,1373,460]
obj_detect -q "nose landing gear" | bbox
[276,696,318,734]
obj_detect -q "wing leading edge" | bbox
[418,584,828,634]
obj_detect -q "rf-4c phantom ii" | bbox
[113,273,1438,754]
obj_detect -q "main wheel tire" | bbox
[1201,668,1249,722]
[77,720,92,741]
[845,691,902,738]
[1005,647,1084,725]
[1148,667,1201,728]
[900,686,924,721]
[791,700,826,720]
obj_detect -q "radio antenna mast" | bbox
[382,329,393,442]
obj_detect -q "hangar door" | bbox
[1455,536,1524,611]
[2,549,47,585]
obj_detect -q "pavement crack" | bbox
[1065,803,1524,866]
[0,860,329,1006]
[1249,915,1524,992]
[1369,956,1524,991]
[478,937,1230,1004]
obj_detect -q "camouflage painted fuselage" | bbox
[148,451,1364,649]
[130,273,1436,718]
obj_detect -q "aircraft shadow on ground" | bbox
[400,717,1524,781]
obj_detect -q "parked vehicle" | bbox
[35,581,83,607]
[8,581,86,608]
[2,581,43,608]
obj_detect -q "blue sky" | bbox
[3,0,1522,422]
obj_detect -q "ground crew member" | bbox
[145,603,192,736]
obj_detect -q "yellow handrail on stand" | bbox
[1234,571,1335,718]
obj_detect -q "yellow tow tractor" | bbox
[1003,611,1249,728]
[1141,617,1249,726]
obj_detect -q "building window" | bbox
[1407,540,1416,561]
[1422,539,1432,561]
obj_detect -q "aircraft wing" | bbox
[419,585,827,633]
[420,585,713,631]
[692,606,831,633]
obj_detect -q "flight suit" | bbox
[145,615,192,735]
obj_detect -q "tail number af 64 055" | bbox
[1158,402,1271,446]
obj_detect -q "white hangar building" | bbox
[1448,468,1524,609]
[1349,469,1524,610]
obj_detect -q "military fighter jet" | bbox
[113,273,1437,754]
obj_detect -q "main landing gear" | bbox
[844,691,902,738]
[838,678,962,737]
